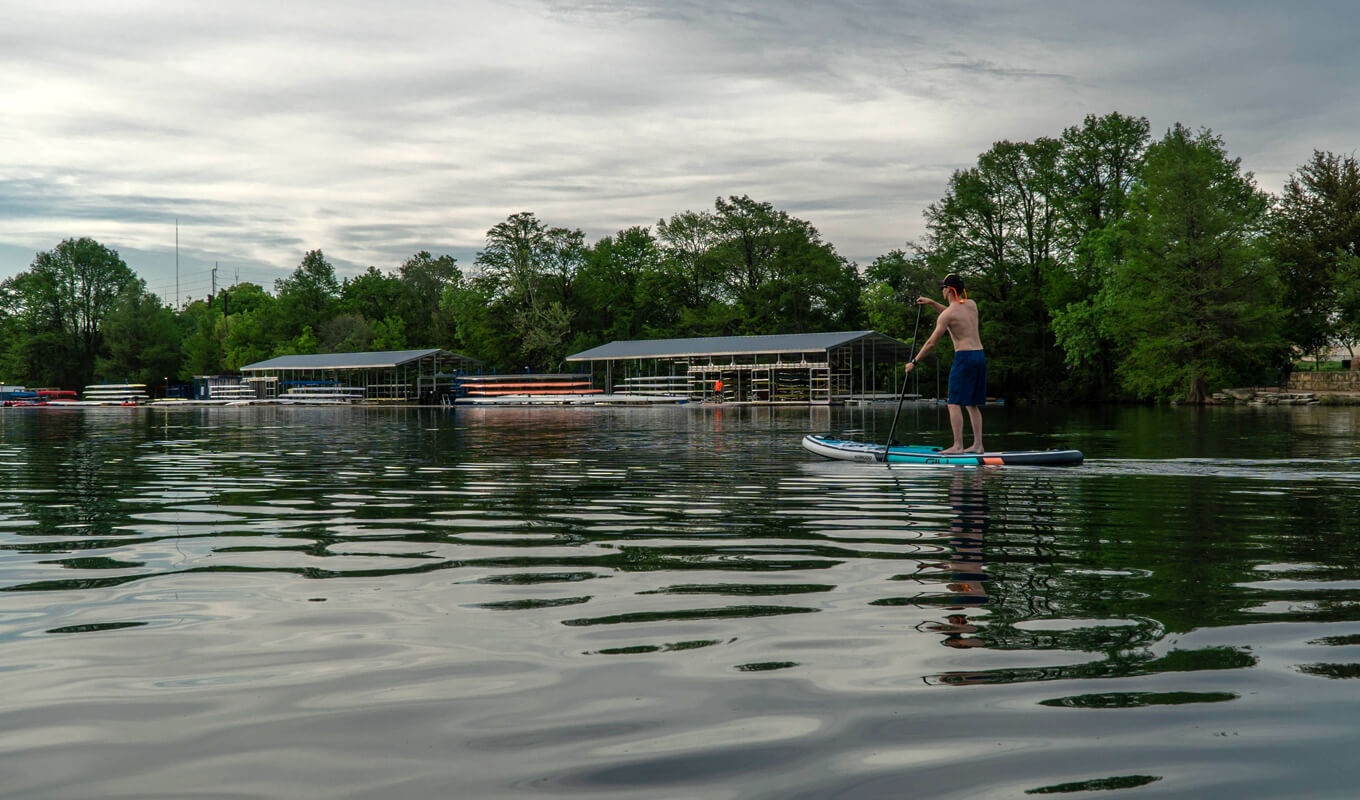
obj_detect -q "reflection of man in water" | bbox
[921,470,990,649]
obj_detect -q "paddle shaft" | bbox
[883,301,923,461]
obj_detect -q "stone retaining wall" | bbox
[1289,371,1360,392]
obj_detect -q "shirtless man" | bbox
[904,273,987,454]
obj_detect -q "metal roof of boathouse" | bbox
[566,331,911,362]
[241,348,476,372]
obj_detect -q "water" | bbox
[1,403,1359,798]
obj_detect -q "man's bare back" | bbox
[931,298,983,352]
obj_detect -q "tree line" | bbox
[2,112,1357,402]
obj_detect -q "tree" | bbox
[924,139,1066,398]
[222,282,274,316]
[273,325,319,357]
[1336,253,1360,365]
[571,226,666,350]
[1049,113,1152,398]
[862,249,936,341]
[98,291,181,387]
[0,270,75,386]
[215,284,277,370]
[1103,125,1282,402]
[340,266,405,324]
[222,308,276,371]
[179,301,224,378]
[274,250,339,338]
[319,313,375,353]
[1270,150,1360,363]
[1,238,140,386]
[1057,112,1152,277]
[398,251,460,346]
[475,212,583,370]
[440,271,518,367]
[371,316,407,351]
[707,195,862,334]
[655,209,724,314]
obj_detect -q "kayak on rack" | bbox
[801,434,1083,466]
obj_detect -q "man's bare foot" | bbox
[937,445,964,455]
[964,444,985,454]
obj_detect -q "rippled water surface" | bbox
[2,403,1360,798]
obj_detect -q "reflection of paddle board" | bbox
[802,434,1083,466]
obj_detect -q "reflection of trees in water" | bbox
[914,469,1354,687]
[914,470,1192,685]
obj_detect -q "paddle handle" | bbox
[883,302,923,462]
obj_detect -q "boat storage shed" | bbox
[566,330,914,404]
[240,348,479,403]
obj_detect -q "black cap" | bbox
[938,273,965,291]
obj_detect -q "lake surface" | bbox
[1,403,1359,799]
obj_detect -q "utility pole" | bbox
[175,218,180,309]
[211,263,218,309]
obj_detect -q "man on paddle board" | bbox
[905,273,986,455]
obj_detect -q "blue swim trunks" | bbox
[947,350,987,407]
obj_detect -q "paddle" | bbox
[883,301,923,462]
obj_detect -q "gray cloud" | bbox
[2,0,1358,290]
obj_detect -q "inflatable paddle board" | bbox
[802,434,1083,466]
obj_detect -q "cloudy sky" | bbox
[2,0,1357,302]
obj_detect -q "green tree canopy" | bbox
[0,237,139,387]
[1270,150,1360,360]
[99,290,181,386]
[570,225,667,350]
[474,212,584,370]
[274,250,340,339]
[398,251,460,346]
[862,249,936,342]
[924,138,1066,398]
[1103,124,1283,402]
[1049,113,1152,398]
[179,300,225,379]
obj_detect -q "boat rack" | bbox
[612,375,693,396]
[686,361,847,403]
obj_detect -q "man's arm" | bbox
[917,296,946,313]
[905,313,949,372]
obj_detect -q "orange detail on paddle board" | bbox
[983,457,1003,465]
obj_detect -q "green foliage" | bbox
[397,251,460,346]
[0,238,139,386]
[273,325,319,357]
[441,273,517,367]
[222,307,275,371]
[8,119,1352,402]
[98,291,181,385]
[474,212,584,370]
[221,282,273,316]
[572,226,667,346]
[371,316,407,351]
[924,137,1067,398]
[274,250,339,339]
[1102,125,1283,402]
[340,266,404,323]
[179,302,224,379]
[1270,150,1360,360]
[318,312,374,353]
[1048,114,1152,399]
[862,250,935,341]
[709,195,862,333]
[1337,253,1360,360]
